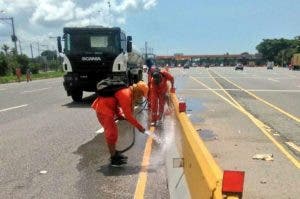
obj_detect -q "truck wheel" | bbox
[71,90,83,102]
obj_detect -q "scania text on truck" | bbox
[57,26,143,102]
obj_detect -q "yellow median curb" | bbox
[171,93,241,199]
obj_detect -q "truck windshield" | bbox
[64,32,120,55]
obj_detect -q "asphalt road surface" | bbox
[1,67,299,199]
[0,78,170,199]
[173,66,300,199]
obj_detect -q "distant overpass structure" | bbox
[156,52,263,67]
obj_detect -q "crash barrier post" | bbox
[170,93,244,199]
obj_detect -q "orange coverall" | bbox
[147,66,157,108]
[92,87,144,145]
[149,70,174,122]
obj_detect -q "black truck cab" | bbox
[57,26,141,102]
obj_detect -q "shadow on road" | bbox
[62,94,97,108]
[74,128,151,176]
[96,164,156,176]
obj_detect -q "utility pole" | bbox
[280,50,285,67]
[30,43,34,58]
[18,40,22,55]
[37,42,40,57]
[11,17,17,54]
[0,16,18,54]
[107,1,111,25]
[145,41,148,59]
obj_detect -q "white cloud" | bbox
[116,17,126,24]
[112,0,138,13]
[0,0,158,56]
[2,0,157,26]
[31,0,76,23]
[143,0,157,10]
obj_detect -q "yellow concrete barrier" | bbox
[171,93,240,199]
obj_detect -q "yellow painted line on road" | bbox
[191,76,300,169]
[212,70,300,123]
[134,126,155,199]
[207,70,242,109]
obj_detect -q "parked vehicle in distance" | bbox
[183,61,191,69]
[235,63,244,70]
[291,53,300,70]
[267,61,274,70]
[192,63,198,67]
[183,64,190,69]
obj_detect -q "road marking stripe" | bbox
[267,78,279,82]
[0,104,28,112]
[134,126,154,198]
[192,76,298,80]
[0,88,6,91]
[22,87,51,93]
[248,89,300,92]
[213,70,300,123]
[178,89,300,92]
[285,142,300,153]
[178,88,240,91]
[191,76,300,169]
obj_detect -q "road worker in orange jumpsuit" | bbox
[145,58,156,109]
[91,81,149,167]
[149,69,175,125]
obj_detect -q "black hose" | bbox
[118,127,136,153]
[137,100,148,114]
[118,99,148,154]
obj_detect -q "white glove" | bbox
[144,130,152,136]
[144,130,162,144]
[96,127,104,134]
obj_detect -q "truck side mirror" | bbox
[127,36,132,53]
[57,36,62,53]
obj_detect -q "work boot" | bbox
[110,154,127,167]
[115,150,128,160]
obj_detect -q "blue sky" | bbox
[124,0,300,55]
[1,0,300,56]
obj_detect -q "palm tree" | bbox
[1,44,9,56]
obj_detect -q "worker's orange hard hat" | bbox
[136,81,148,97]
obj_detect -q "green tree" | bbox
[16,54,30,73]
[28,62,42,74]
[1,44,9,56]
[256,37,300,65]
[256,38,292,62]
[0,52,9,75]
[41,50,57,61]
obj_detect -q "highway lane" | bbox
[0,78,169,199]
[172,67,299,199]
[1,67,299,198]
